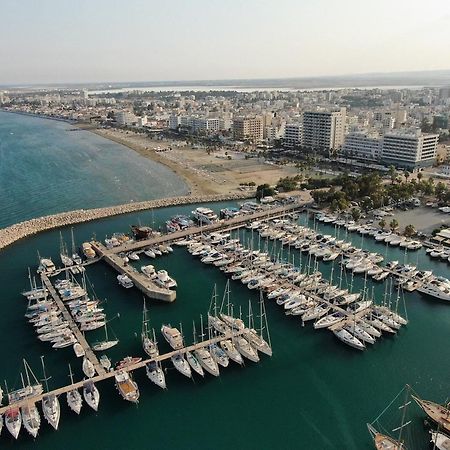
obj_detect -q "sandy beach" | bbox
[84,126,299,196]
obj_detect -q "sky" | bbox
[1,0,450,84]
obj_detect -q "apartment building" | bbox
[342,131,382,161]
[232,116,264,143]
[283,123,303,148]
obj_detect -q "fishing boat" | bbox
[5,408,22,439]
[83,381,100,411]
[412,395,450,433]
[66,365,82,415]
[91,324,119,351]
[161,324,183,350]
[82,357,95,378]
[145,361,167,389]
[115,370,140,403]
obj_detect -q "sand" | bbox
[83,126,299,196]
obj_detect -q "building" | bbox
[192,117,220,134]
[283,123,303,148]
[381,129,439,169]
[115,111,136,126]
[232,116,264,143]
[342,131,382,161]
[302,108,346,152]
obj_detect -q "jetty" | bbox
[41,273,106,376]
[0,328,248,414]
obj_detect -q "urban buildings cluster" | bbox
[1,85,450,169]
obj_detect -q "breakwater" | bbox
[0,193,254,251]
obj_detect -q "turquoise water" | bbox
[0,111,188,227]
[0,115,448,449]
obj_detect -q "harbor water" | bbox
[0,114,449,449]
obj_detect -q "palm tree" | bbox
[404,224,416,237]
[389,218,399,232]
[417,172,423,181]
[388,165,397,184]
[404,171,410,182]
[379,219,386,230]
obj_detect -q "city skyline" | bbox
[2,0,450,84]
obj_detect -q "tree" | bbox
[417,172,423,181]
[404,224,416,237]
[388,165,397,184]
[351,208,361,222]
[404,171,410,182]
[389,218,399,232]
[256,184,275,200]
[435,182,447,201]
[379,219,386,230]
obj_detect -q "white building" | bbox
[381,129,439,168]
[302,108,346,151]
[284,123,303,148]
[192,117,220,133]
[342,131,382,161]
[116,111,136,126]
[168,115,181,130]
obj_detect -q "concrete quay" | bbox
[0,192,254,252]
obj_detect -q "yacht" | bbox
[301,303,330,321]
[153,270,177,289]
[220,339,244,365]
[171,354,192,378]
[83,382,100,411]
[5,408,22,439]
[67,389,83,415]
[194,347,220,376]
[99,355,112,371]
[145,361,167,389]
[186,351,205,377]
[141,265,155,278]
[192,207,218,225]
[412,395,450,434]
[243,329,272,356]
[161,324,184,350]
[115,370,140,403]
[343,323,376,344]
[21,402,41,438]
[37,258,56,274]
[430,431,450,450]
[208,314,230,334]
[333,328,366,350]
[82,357,95,378]
[417,278,450,302]
[209,343,229,367]
[314,311,346,329]
[117,274,134,289]
[235,336,260,362]
[41,394,60,430]
[220,313,245,330]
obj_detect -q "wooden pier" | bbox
[41,273,106,376]
[0,329,247,414]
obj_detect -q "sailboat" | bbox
[70,227,83,266]
[82,356,95,378]
[186,321,204,377]
[142,301,159,358]
[145,361,167,389]
[91,324,119,352]
[5,407,22,439]
[59,231,73,267]
[83,380,100,411]
[40,357,61,431]
[243,295,272,356]
[66,364,83,415]
[19,361,42,438]
[412,395,450,434]
[8,359,44,404]
[194,315,219,376]
[367,385,411,450]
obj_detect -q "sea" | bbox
[0,112,449,449]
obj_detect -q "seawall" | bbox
[0,192,254,252]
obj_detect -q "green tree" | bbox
[256,184,275,200]
[379,219,386,230]
[417,172,423,181]
[389,218,399,232]
[435,182,447,201]
[404,171,410,182]
[388,165,397,184]
[404,224,416,237]
[351,208,361,222]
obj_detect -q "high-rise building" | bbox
[284,123,303,148]
[232,116,263,143]
[115,111,136,126]
[381,129,439,168]
[302,108,346,151]
[342,131,382,161]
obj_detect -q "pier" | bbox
[0,329,247,414]
[41,273,106,376]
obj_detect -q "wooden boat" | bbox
[412,395,450,433]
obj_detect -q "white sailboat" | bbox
[21,402,41,438]
[187,321,205,377]
[66,364,82,415]
[142,301,159,358]
[194,315,220,376]
[219,338,244,365]
[83,381,100,411]
[82,356,95,378]
[170,353,192,378]
[145,361,167,389]
[4,407,22,439]
[40,357,60,431]
[91,324,119,352]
